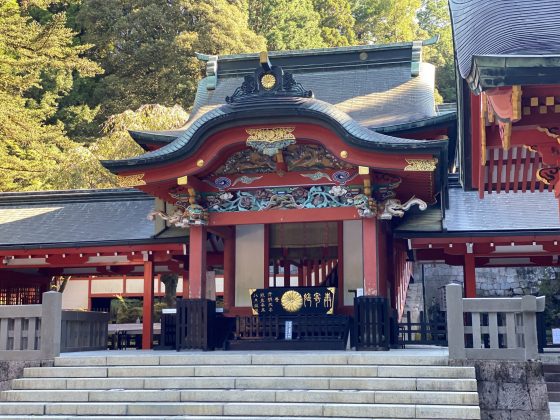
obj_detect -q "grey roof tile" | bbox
[449,0,560,80]
[0,190,156,246]
[444,188,560,232]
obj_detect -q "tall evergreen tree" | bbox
[313,0,356,47]
[417,0,455,102]
[351,0,422,43]
[0,0,100,191]
[76,0,266,120]
[248,0,325,51]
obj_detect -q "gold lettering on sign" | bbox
[116,173,146,187]
[404,158,438,172]
[246,127,295,143]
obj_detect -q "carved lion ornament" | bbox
[148,204,209,227]
[378,197,427,220]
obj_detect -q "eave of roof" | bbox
[197,38,437,77]
[128,112,457,149]
[467,55,560,94]
[449,0,560,88]
[0,188,148,205]
[102,97,447,173]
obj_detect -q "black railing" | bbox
[228,314,350,350]
[158,313,176,349]
[537,312,560,353]
[353,296,391,350]
[397,310,447,347]
[175,299,216,351]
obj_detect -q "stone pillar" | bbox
[362,218,378,295]
[446,284,466,359]
[189,225,207,299]
[40,291,62,359]
[142,259,154,350]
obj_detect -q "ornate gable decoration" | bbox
[226,52,313,104]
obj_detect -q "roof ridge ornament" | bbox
[226,51,313,104]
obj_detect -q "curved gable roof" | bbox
[103,96,446,172]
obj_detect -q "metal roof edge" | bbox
[0,188,151,205]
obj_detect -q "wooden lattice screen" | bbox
[0,286,41,305]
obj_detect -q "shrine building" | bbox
[0,0,559,350]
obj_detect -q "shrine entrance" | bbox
[267,222,339,288]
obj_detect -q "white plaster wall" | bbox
[235,224,264,307]
[62,279,89,310]
[126,278,143,294]
[90,279,123,294]
[343,220,364,306]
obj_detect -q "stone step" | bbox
[548,391,560,402]
[23,365,474,379]
[11,376,478,392]
[0,416,445,420]
[0,402,480,419]
[54,353,449,367]
[0,389,479,405]
[543,364,560,373]
[548,382,560,392]
[545,373,560,382]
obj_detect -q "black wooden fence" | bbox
[353,296,391,350]
[228,315,350,350]
[175,299,215,351]
[397,310,447,346]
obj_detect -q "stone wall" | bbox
[0,360,53,391]
[412,264,559,308]
[451,360,550,420]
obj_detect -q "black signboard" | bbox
[250,287,336,316]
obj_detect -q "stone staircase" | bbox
[0,352,480,419]
[544,364,560,402]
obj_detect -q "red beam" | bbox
[0,243,186,258]
[208,207,360,226]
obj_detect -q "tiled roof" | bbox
[103,96,447,172]
[395,188,560,235]
[444,188,560,232]
[449,0,560,88]
[0,189,156,247]
[118,43,440,169]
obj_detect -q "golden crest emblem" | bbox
[280,290,304,313]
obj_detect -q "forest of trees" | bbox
[0,0,454,192]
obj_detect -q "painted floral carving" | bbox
[203,185,364,212]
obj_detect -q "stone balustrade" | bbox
[446,283,545,360]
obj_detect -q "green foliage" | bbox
[1,0,457,191]
[417,0,456,102]
[110,295,169,323]
[0,0,101,191]
[536,268,560,328]
[351,0,422,43]
[49,104,189,190]
[249,0,325,50]
[313,0,356,47]
[75,0,266,120]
